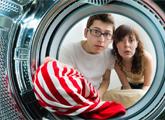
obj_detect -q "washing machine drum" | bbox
[0,0,165,119]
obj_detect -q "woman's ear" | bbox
[136,40,139,48]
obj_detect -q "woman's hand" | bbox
[142,86,150,90]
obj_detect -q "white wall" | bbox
[61,13,156,90]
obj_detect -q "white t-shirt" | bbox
[59,41,115,89]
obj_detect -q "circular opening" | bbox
[34,1,164,119]
[3,0,164,120]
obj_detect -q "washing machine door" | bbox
[0,0,165,119]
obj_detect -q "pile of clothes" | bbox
[32,59,126,119]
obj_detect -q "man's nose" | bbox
[98,34,106,42]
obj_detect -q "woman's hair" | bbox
[86,13,115,33]
[112,24,144,74]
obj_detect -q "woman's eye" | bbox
[129,38,135,42]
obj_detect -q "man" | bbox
[59,14,115,99]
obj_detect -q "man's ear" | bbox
[84,28,88,38]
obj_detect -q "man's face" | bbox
[84,20,113,54]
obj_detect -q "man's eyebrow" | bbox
[91,27,112,32]
[105,30,112,33]
[91,27,100,30]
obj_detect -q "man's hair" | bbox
[86,14,115,32]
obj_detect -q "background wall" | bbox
[60,13,156,90]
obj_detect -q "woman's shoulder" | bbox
[143,50,153,64]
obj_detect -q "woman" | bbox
[112,24,153,90]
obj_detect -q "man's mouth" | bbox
[95,45,104,48]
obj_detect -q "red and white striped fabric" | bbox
[33,59,126,119]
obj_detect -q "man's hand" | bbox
[43,56,54,63]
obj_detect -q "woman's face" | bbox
[116,34,138,60]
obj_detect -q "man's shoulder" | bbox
[104,48,115,61]
[62,41,80,49]
[104,48,113,55]
[59,41,82,56]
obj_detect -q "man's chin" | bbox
[94,50,103,54]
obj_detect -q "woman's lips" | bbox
[124,50,131,55]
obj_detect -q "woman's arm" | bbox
[98,69,110,99]
[114,62,131,89]
[143,50,154,90]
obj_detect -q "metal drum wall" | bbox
[0,0,165,120]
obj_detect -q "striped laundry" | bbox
[32,59,126,119]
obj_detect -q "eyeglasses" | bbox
[87,28,112,40]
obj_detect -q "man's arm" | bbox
[98,69,110,99]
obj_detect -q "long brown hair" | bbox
[112,25,144,74]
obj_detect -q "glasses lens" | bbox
[91,29,101,37]
[104,33,111,39]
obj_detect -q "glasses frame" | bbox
[87,28,112,40]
